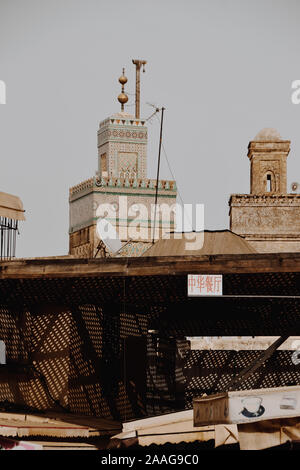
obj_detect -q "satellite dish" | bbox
[96,218,122,254]
[291,182,299,192]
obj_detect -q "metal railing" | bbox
[0,217,18,260]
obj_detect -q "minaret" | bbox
[97,68,147,180]
[69,62,177,258]
[248,128,290,195]
[229,128,300,253]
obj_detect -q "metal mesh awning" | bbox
[0,256,300,420]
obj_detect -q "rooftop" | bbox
[142,230,256,257]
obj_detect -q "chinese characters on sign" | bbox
[188,274,223,296]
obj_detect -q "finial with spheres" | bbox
[117,68,128,111]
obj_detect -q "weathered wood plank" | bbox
[0,253,300,279]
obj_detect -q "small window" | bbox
[267,174,272,192]
[101,153,107,177]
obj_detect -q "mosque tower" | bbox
[229,128,300,252]
[69,61,177,257]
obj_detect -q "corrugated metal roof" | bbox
[110,409,238,448]
[0,410,120,438]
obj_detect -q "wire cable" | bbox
[153,113,194,230]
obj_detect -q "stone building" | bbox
[229,128,300,252]
[69,68,177,258]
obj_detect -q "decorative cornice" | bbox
[99,117,146,129]
[69,178,94,196]
[229,194,300,207]
[247,140,290,160]
[69,176,177,198]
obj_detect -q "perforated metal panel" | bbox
[0,304,148,421]
[146,343,300,414]
[0,272,300,420]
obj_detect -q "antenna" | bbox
[145,102,160,122]
[152,107,165,244]
[146,102,160,111]
[95,218,122,257]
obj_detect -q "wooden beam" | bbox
[0,253,300,279]
[226,335,290,391]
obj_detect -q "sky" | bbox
[0,0,300,258]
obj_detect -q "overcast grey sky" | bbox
[1,0,300,257]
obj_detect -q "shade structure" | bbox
[0,191,25,221]
[0,254,300,423]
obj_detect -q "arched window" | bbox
[265,171,275,193]
[267,174,272,192]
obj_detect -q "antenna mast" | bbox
[153,107,165,244]
[132,59,147,119]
